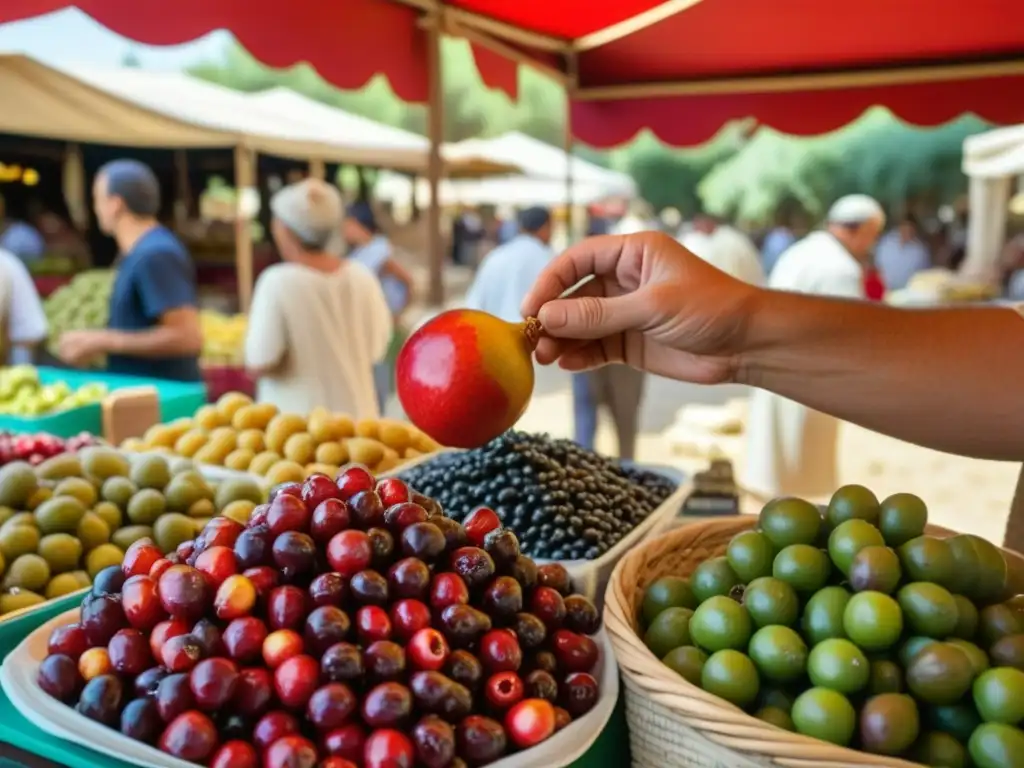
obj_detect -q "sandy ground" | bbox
[395,265,1019,546]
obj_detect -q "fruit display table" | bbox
[0,595,630,768]
[0,367,206,440]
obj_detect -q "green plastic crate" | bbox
[0,592,629,768]
[0,367,206,439]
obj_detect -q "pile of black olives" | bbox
[400,431,677,561]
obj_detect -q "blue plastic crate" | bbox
[0,367,206,438]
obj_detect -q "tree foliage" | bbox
[699,108,990,223]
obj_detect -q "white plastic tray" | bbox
[2,607,618,768]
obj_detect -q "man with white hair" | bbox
[245,178,392,416]
[741,194,886,500]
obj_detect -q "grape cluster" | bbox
[400,431,677,561]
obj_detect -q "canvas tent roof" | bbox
[0,55,514,173]
[443,132,636,195]
[375,132,635,206]
[245,88,516,176]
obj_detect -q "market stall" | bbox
[0,55,520,311]
[961,123,1024,279]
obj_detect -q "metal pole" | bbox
[426,13,445,306]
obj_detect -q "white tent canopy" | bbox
[961,124,1024,278]
[375,174,632,207]
[446,132,635,192]
[375,131,636,207]
[245,89,516,176]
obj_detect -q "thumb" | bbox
[537,292,650,340]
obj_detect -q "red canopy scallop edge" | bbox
[2,0,1024,146]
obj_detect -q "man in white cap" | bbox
[741,194,885,500]
[245,178,392,417]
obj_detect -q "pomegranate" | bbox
[396,310,540,448]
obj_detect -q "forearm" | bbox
[107,326,202,358]
[737,290,1024,461]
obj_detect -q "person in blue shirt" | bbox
[874,215,932,291]
[58,160,202,381]
[0,196,45,263]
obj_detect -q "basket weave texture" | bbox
[603,515,995,768]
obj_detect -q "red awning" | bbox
[2,0,1023,146]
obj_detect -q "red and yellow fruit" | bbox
[396,310,540,448]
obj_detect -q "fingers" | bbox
[520,235,631,318]
[537,292,652,341]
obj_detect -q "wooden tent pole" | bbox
[173,149,191,229]
[309,159,326,180]
[426,12,445,306]
[564,53,578,245]
[234,145,256,313]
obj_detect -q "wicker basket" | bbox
[604,515,1024,768]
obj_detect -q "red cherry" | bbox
[407,628,449,671]
[149,558,173,581]
[463,507,501,547]
[390,599,431,642]
[274,654,320,709]
[302,473,342,511]
[356,606,392,644]
[122,539,162,579]
[120,575,166,631]
[479,630,522,672]
[265,735,317,768]
[210,740,258,768]
[158,711,219,761]
[270,482,303,503]
[364,729,415,768]
[327,531,373,578]
[253,711,301,751]
[486,671,525,710]
[243,566,279,598]
[189,658,240,709]
[505,698,556,749]
[552,629,599,673]
[149,619,189,661]
[376,477,410,508]
[321,723,366,761]
[530,587,566,630]
[320,759,357,768]
[47,623,90,660]
[429,573,469,611]
[311,499,351,544]
[336,465,375,501]
[249,504,269,527]
[267,494,311,536]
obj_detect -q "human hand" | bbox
[520,231,758,384]
[58,330,111,368]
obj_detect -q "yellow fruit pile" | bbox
[123,392,443,484]
[200,310,247,366]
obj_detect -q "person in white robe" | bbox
[679,212,766,287]
[741,194,885,501]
